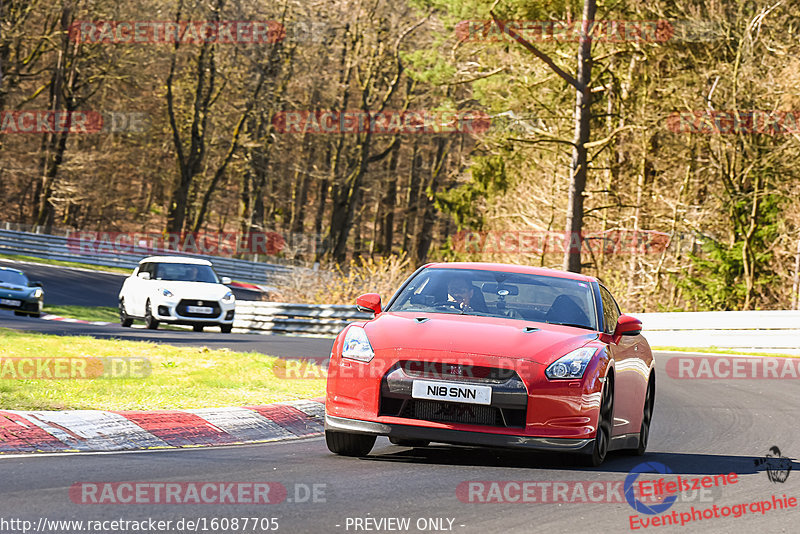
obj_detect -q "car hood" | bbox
[153,281,231,300]
[363,312,598,366]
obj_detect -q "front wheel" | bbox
[220,324,232,333]
[119,299,133,327]
[582,374,614,467]
[193,324,204,332]
[144,300,159,330]
[325,430,376,457]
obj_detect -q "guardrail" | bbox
[232,304,800,352]
[631,311,800,353]
[0,227,294,285]
[233,302,371,336]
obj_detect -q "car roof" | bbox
[138,256,213,266]
[423,262,597,283]
[0,266,24,274]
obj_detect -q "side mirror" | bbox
[221,276,232,285]
[138,271,151,280]
[29,281,43,287]
[356,293,382,315]
[615,314,642,336]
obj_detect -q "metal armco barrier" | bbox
[233,302,371,336]
[0,227,294,284]
[631,310,800,353]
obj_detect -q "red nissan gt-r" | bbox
[325,262,655,466]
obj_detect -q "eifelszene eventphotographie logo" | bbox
[754,446,792,483]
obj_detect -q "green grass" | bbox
[0,328,326,410]
[44,305,119,323]
[652,346,799,358]
[0,253,131,275]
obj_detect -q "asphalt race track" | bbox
[0,310,332,359]
[0,351,798,533]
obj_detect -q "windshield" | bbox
[387,267,598,330]
[0,270,30,286]
[152,263,220,283]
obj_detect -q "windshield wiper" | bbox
[548,321,595,331]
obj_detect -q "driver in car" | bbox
[446,277,476,311]
[185,265,199,281]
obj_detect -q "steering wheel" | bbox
[434,300,464,312]
[502,308,524,320]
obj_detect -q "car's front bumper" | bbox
[0,294,42,313]
[325,414,593,452]
[151,298,235,324]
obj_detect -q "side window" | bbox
[140,263,155,277]
[598,285,621,334]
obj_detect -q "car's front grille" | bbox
[176,299,221,318]
[380,397,526,429]
[402,400,500,426]
[399,360,516,383]
[379,361,529,429]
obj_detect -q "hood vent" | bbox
[523,326,539,333]
[415,317,430,323]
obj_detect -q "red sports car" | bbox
[325,262,655,466]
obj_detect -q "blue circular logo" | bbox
[624,462,677,515]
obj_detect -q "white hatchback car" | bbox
[118,256,235,332]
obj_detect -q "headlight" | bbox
[161,289,174,298]
[545,347,598,379]
[32,288,43,298]
[341,326,374,363]
[222,291,235,303]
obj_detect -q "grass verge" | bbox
[0,253,131,275]
[652,346,799,358]
[0,328,325,410]
[44,305,119,323]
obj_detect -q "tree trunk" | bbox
[563,0,597,273]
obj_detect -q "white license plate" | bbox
[411,380,492,406]
[0,299,21,307]
[187,305,214,314]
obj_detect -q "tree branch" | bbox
[488,12,583,91]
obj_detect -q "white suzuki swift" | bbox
[118,256,235,332]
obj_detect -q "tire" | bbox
[14,311,26,317]
[193,324,204,332]
[220,324,232,333]
[144,300,159,330]
[119,299,133,327]
[389,437,430,448]
[29,312,41,318]
[627,375,655,456]
[582,373,614,467]
[325,430,376,457]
